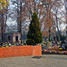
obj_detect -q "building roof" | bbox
[3,30,19,34]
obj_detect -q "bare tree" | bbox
[0,0,9,41]
[64,0,67,44]
[6,0,65,41]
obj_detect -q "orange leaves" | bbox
[42,30,49,37]
[45,17,52,26]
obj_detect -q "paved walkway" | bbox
[0,54,67,67]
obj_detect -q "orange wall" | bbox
[33,45,42,56]
[0,45,42,58]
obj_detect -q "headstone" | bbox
[9,43,11,47]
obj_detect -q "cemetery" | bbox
[0,0,67,58]
[0,0,67,67]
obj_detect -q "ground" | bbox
[0,54,67,67]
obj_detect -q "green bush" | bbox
[27,12,43,45]
[26,39,35,45]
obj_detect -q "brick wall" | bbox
[33,45,42,56]
[0,45,42,58]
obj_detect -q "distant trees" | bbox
[7,0,65,41]
[51,0,65,40]
[0,0,9,41]
[26,12,42,45]
[63,0,67,45]
[0,0,66,41]
[17,0,54,40]
[55,34,66,41]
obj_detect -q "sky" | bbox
[59,23,66,30]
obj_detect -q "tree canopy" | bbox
[0,0,9,12]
